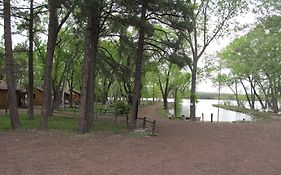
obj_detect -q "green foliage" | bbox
[113,101,130,114]
[218,15,281,110]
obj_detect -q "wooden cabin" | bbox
[0,80,27,109]
[64,89,81,106]
[0,88,8,109]
[34,87,44,106]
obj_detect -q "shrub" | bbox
[113,101,130,114]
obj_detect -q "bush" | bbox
[113,101,130,114]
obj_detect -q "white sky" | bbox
[197,12,258,93]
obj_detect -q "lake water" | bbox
[168,99,253,122]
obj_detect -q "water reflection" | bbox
[169,99,252,122]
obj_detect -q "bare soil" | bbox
[1,103,281,175]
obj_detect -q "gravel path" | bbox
[1,103,281,175]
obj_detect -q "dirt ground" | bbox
[1,103,281,175]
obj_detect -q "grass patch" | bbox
[0,113,127,133]
[158,106,169,118]
[129,128,154,137]
[158,103,183,120]
[213,104,275,121]
[140,101,156,107]
[57,107,80,113]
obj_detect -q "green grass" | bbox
[158,106,169,118]
[213,104,275,121]
[0,113,127,133]
[140,101,155,107]
[57,107,80,113]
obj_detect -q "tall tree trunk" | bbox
[52,86,64,109]
[256,79,268,109]
[3,0,21,129]
[240,78,253,109]
[128,94,133,105]
[271,97,278,113]
[40,0,58,129]
[28,0,34,119]
[101,78,112,105]
[152,85,155,102]
[130,1,147,130]
[271,85,278,113]
[250,80,266,109]
[228,80,242,107]
[163,94,168,110]
[190,62,197,119]
[163,63,172,110]
[79,29,90,133]
[68,71,74,107]
[249,77,255,109]
[174,88,178,117]
[79,12,93,134]
[157,63,172,110]
[79,4,99,133]
[234,80,245,107]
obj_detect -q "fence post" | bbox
[143,117,147,129]
[202,113,204,122]
[126,114,129,126]
[152,120,156,136]
[211,113,213,122]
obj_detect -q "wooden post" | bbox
[211,113,213,122]
[126,114,129,126]
[202,113,204,122]
[152,120,156,136]
[143,117,147,129]
[135,100,139,119]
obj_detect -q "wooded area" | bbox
[0,0,280,132]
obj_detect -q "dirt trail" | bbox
[1,103,281,175]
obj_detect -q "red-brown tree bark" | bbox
[79,3,100,133]
[28,0,34,119]
[3,0,21,129]
[129,1,148,130]
[40,0,58,129]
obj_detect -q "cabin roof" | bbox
[35,87,44,92]
[0,80,26,92]
[64,89,81,95]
